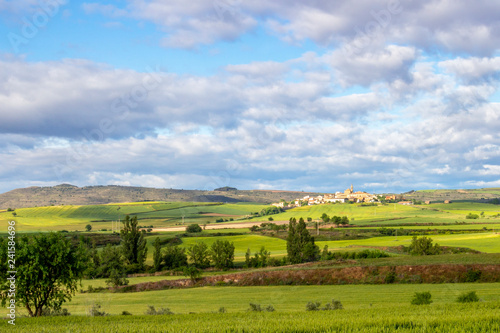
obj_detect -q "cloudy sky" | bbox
[0,0,499,194]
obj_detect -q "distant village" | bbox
[271,185,452,209]
[272,185,379,208]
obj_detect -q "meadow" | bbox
[2,199,500,332]
[6,285,500,332]
[0,202,268,232]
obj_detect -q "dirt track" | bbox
[152,220,290,232]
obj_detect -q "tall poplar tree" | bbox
[120,215,147,271]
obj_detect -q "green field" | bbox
[7,303,500,332]
[0,202,269,232]
[175,232,500,259]
[10,283,500,317]
[180,234,287,259]
[318,232,500,253]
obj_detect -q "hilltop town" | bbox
[272,185,378,208]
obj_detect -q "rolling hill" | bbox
[0,184,319,209]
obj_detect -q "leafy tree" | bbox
[162,245,188,269]
[286,217,319,264]
[409,236,440,255]
[245,248,251,268]
[105,269,129,287]
[320,213,330,223]
[331,216,342,226]
[0,233,88,317]
[340,216,349,225]
[183,266,202,284]
[210,240,235,270]
[120,215,147,271]
[98,243,126,278]
[286,218,300,264]
[85,224,92,232]
[187,242,210,268]
[153,237,162,272]
[186,223,202,233]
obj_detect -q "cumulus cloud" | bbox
[329,45,417,87]
[80,0,500,55]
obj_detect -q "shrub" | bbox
[465,269,482,282]
[384,270,397,284]
[218,307,226,313]
[248,303,275,312]
[183,265,202,284]
[145,305,173,315]
[323,299,343,310]
[411,292,432,305]
[186,224,202,233]
[466,213,479,219]
[121,311,132,315]
[41,308,71,316]
[306,301,321,311]
[88,303,107,316]
[105,269,129,287]
[457,291,479,303]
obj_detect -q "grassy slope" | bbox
[0,202,268,232]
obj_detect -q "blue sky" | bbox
[0,0,500,194]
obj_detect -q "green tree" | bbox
[85,224,92,232]
[153,237,163,272]
[286,217,319,264]
[340,216,349,225]
[183,266,202,284]
[98,243,126,278]
[0,233,88,317]
[186,223,202,233]
[409,236,440,255]
[120,215,147,271]
[162,245,188,269]
[320,213,330,223]
[286,218,300,264]
[210,240,235,270]
[187,242,210,268]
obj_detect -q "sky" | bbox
[0,0,499,194]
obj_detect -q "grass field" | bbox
[180,234,288,259]
[0,202,268,232]
[7,303,500,332]
[317,232,500,253]
[12,282,500,317]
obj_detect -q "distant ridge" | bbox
[0,185,319,209]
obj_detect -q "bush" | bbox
[186,224,202,233]
[411,292,432,305]
[306,301,321,311]
[384,270,397,284]
[218,307,226,313]
[41,308,71,316]
[409,236,440,255]
[457,291,479,303]
[248,303,275,312]
[105,269,129,287]
[465,269,482,282]
[323,299,343,310]
[145,305,173,315]
[88,303,107,316]
[466,213,479,219]
[121,311,132,315]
